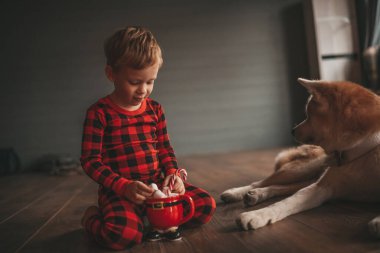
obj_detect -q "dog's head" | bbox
[292,78,380,153]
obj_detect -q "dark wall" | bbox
[0,0,309,169]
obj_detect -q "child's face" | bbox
[106,64,159,109]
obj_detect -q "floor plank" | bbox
[291,203,380,253]
[0,175,89,253]
[0,175,70,224]
[17,178,101,253]
[0,174,64,205]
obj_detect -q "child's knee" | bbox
[203,195,216,221]
[102,219,143,250]
[193,194,216,224]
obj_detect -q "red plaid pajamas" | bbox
[81,97,216,250]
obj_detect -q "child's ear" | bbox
[105,65,115,82]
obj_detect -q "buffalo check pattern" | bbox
[80,97,216,249]
[81,97,178,196]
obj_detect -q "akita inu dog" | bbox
[221,78,380,237]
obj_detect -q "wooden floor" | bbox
[2,148,380,253]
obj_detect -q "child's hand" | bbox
[123,181,154,204]
[163,175,185,195]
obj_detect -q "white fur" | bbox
[369,216,380,238]
[220,185,254,202]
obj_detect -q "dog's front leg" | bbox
[369,215,380,238]
[220,181,264,203]
[236,182,332,230]
[243,180,315,206]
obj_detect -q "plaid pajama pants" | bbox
[83,182,216,250]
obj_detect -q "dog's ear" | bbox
[297,78,321,94]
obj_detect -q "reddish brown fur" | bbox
[295,81,380,153]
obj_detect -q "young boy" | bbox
[80,26,216,250]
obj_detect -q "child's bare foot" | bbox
[81,206,100,227]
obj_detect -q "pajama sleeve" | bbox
[155,104,179,176]
[80,108,131,196]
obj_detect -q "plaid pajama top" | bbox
[80,96,178,196]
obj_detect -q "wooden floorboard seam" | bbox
[0,180,68,225]
[14,180,90,253]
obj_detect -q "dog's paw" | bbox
[220,186,251,203]
[243,189,265,206]
[235,211,271,231]
[369,216,380,238]
[220,189,243,203]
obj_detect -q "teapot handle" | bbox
[179,195,195,225]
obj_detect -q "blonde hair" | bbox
[104,26,163,70]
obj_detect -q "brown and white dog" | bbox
[220,78,380,237]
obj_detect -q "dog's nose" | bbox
[291,128,295,136]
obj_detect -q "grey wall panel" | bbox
[0,0,309,169]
